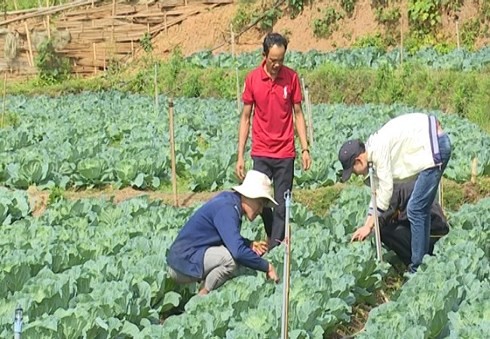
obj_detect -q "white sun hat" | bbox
[232,170,278,207]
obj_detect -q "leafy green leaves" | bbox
[1,93,488,190]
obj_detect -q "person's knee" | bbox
[167,266,195,284]
[216,248,237,275]
[406,202,417,220]
[223,253,237,274]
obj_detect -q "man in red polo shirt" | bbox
[236,32,312,250]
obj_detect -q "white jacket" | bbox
[367,113,440,211]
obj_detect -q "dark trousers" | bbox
[381,224,443,266]
[253,156,294,250]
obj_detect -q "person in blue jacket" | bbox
[167,170,280,295]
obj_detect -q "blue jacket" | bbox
[166,191,269,279]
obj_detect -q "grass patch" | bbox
[0,111,20,128]
[442,177,490,211]
[294,184,344,217]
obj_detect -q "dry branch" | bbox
[0,0,104,27]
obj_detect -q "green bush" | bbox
[35,39,71,84]
[313,7,344,38]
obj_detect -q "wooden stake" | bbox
[231,24,240,115]
[154,64,159,117]
[400,14,404,66]
[304,83,313,147]
[456,20,460,50]
[168,98,178,207]
[24,22,34,67]
[470,157,478,184]
[164,12,167,35]
[112,0,116,16]
[46,15,51,39]
[301,77,313,146]
[93,42,97,74]
[1,72,6,128]
[14,0,18,11]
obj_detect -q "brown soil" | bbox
[27,185,217,217]
[151,0,486,58]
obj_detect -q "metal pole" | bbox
[14,305,23,339]
[280,190,292,339]
[368,163,383,262]
[436,180,443,209]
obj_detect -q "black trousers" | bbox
[381,223,443,266]
[253,156,295,250]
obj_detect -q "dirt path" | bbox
[25,177,490,217]
[27,186,217,217]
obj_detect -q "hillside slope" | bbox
[151,0,488,57]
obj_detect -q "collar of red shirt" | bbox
[259,59,285,81]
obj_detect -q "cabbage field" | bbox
[186,46,490,71]
[0,92,489,338]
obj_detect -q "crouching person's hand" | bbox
[251,240,268,256]
[266,263,279,283]
[351,225,372,242]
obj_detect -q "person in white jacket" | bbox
[338,113,451,273]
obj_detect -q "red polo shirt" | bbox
[242,61,302,159]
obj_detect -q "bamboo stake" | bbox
[24,22,34,67]
[46,15,51,39]
[456,20,460,50]
[112,0,116,16]
[231,24,240,115]
[164,12,167,35]
[93,42,97,74]
[302,78,313,147]
[400,14,404,66]
[168,98,178,207]
[470,157,478,184]
[45,0,50,37]
[14,0,18,11]
[154,64,159,117]
[1,72,6,128]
